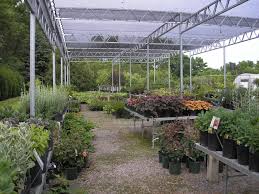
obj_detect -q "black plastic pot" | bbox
[64,167,78,180]
[158,151,163,163]
[237,144,249,165]
[223,138,237,159]
[199,131,208,146]
[189,160,201,174]
[208,133,222,151]
[169,161,181,175]
[30,163,42,187]
[162,154,169,169]
[219,161,224,173]
[249,151,259,172]
[77,166,82,173]
[185,157,189,168]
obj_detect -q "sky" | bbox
[196,38,259,69]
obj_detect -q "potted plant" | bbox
[217,110,237,159]
[187,147,204,174]
[247,126,259,172]
[233,114,251,165]
[168,145,184,175]
[53,137,80,180]
[0,159,16,194]
[195,111,213,147]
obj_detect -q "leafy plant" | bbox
[0,158,16,194]
[0,122,34,190]
[30,124,50,157]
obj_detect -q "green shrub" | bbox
[0,65,23,100]
[0,158,16,194]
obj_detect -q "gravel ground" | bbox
[70,105,259,194]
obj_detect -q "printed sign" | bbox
[208,116,220,134]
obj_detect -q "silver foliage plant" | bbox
[20,84,68,118]
[0,122,34,190]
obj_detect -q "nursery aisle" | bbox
[70,105,259,194]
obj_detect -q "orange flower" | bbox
[183,100,212,111]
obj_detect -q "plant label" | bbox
[208,116,220,134]
[33,149,44,170]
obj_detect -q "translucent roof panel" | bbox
[52,0,259,60]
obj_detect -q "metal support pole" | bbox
[68,63,70,85]
[29,12,36,117]
[130,55,132,88]
[52,49,56,89]
[147,43,150,91]
[153,59,156,83]
[66,63,69,85]
[180,33,184,97]
[60,57,63,85]
[119,59,121,92]
[64,63,67,85]
[190,54,192,92]
[112,61,114,92]
[223,46,226,88]
[168,54,171,90]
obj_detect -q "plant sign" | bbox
[208,116,220,134]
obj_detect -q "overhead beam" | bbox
[113,0,249,60]
[190,29,259,55]
[57,7,259,29]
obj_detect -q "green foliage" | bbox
[0,158,16,194]
[0,122,34,190]
[20,84,68,119]
[30,125,50,157]
[0,65,23,100]
[54,113,94,169]
[103,103,114,114]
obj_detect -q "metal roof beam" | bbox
[191,29,259,55]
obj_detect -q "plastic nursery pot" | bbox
[169,160,181,175]
[158,150,163,163]
[222,138,237,159]
[199,131,208,147]
[249,151,259,172]
[30,163,43,187]
[64,167,78,180]
[208,133,222,151]
[185,157,189,168]
[188,159,201,174]
[237,144,249,165]
[162,154,169,169]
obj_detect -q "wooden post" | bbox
[207,155,219,182]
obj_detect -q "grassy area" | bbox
[0,97,21,110]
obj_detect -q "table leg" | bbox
[141,119,144,137]
[224,165,229,194]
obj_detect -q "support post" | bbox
[207,155,219,183]
[66,63,69,85]
[112,61,114,92]
[153,59,156,83]
[68,63,70,85]
[180,33,183,97]
[190,54,192,92]
[60,57,63,85]
[29,12,36,117]
[119,59,121,92]
[168,54,171,90]
[130,55,132,88]
[64,63,67,85]
[223,46,226,88]
[147,43,150,91]
[52,49,56,89]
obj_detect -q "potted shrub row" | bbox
[127,96,212,118]
[53,113,94,180]
[158,121,204,175]
[195,108,259,172]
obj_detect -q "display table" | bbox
[124,107,197,148]
[195,143,259,194]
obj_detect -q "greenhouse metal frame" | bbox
[24,0,259,116]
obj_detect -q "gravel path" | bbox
[71,105,259,194]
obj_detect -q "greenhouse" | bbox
[0,0,259,193]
